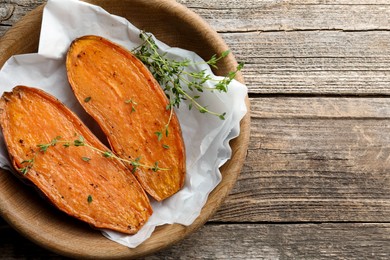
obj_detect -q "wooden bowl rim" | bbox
[0,0,251,258]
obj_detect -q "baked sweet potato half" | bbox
[66,35,186,201]
[0,86,152,234]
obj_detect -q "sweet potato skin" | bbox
[66,36,186,201]
[0,86,152,234]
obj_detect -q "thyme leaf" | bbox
[102,151,113,158]
[19,136,168,175]
[125,99,137,113]
[37,136,61,153]
[132,31,243,116]
[19,156,36,175]
[81,157,91,162]
[132,31,244,141]
[155,131,163,142]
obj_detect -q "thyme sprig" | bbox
[19,157,36,175]
[18,136,167,175]
[125,98,137,113]
[132,31,244,128]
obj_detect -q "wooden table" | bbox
[1,0,390,259]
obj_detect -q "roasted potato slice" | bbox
[0,86,152,234]
[66,36,186,201]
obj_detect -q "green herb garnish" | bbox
[18,136,168,175]
[132,31,243,140]
[125,99,137,113]
[81,157,91,162]
[19,157,36,175]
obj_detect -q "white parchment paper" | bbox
[0,0,248,248]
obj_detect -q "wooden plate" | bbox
[0,0,251,258]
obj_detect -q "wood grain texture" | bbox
[176,0,390,95]
[225,31,390,94]
[1,221,389,259]
[146,223,390,259]
[0,0,45,36]
[1,0,390,259]
[213,97,390,222]
[178,1,390,32]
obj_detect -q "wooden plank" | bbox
[175,1,390,95]
[151,223,390,259]
[178,1,390,32]
[222,30,390,95]
[1,223,389,259]
[250,97,390,118]
[212,97,390,222]
[0,1,45,36]
[179,0,390,8]
[4,0,390,36]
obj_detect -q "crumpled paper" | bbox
[0,0,248,248]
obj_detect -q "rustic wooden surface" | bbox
[1,0,390,259]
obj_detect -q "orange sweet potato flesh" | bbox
[66,36,186,201]
[0,86,152,234]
